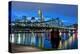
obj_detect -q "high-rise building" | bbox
[38,9,44,22]
[22,16,27,22]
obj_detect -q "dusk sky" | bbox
[10,1,78,25]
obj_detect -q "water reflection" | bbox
[10,30,78,49]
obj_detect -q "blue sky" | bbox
[10,1,78,25]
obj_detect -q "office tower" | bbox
[38,9,44,22]
[38,9,44,26]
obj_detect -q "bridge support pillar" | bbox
[51,28,60,49]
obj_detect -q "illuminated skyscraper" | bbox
[38,9,44,22]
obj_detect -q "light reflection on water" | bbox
[10,31,77,49]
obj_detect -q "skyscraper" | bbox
[38,9,44,22]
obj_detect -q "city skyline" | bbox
[9,1,78,53]
[11,1,78,25]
